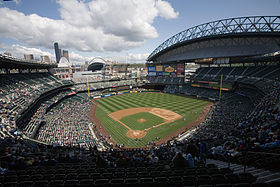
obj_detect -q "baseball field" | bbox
[92,92,211,148]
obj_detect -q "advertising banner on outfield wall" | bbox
[177,64,185,77]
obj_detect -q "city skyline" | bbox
[54,42,69,63]
[0,0,279,64]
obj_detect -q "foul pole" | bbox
[87,76,90,97]
[219,74,223,100]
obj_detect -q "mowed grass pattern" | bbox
[120,112,164,131]
[95,92,210,148]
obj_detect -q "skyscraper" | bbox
[63,50,69,61]
[54,42,61,63]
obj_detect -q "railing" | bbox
[243,151,280,173]
[222,150,280,173]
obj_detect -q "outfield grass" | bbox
[95,92,210,148]
[120,112,164,131]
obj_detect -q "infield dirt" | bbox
[108,107,182,139]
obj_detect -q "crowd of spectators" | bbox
[146,76,184,85]
[163,84,234,100]
[17,90,73,138]
[0,134,204,174]
[74,79,138,92]
[36,95,96,148]
[180,78,280,168]
[0,73,66,140]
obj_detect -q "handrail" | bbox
[246,151,280,156]
[243,150,280,172]
[222,150,280,173]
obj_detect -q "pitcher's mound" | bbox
[126,130,146,139]
[137,118,146,123]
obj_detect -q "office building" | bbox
[63,50,69,61]
[54,42,61,63]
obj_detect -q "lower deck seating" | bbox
[0,162,260,186]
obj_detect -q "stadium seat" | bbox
[16,170,27,175]
[114,171,125,178]
[233,183,251,187]
[43,174,54,180]
[125,178,139,185]
[3,175,17,183]
[32,174,44,181]
[18,175,31,181]
[94,179,110,186]
[216,184,233,187]
[251,183,269,187]
[102,172,113,178]
[197,168,209,175]
[196,175,213,186]
[150,170,161,177]
[208,168,220,175]
[268,181,280,187]
[33,180,49,186]
[138,171,150,178]
[173,169,185,176]
[49,179,64,186]
[212,174,228,184]
[225,174,240,184]
[52,174,66,180]
[238,173,256,183]
[77,173,90,180]
[64,179,79,186]
[154,176,169,184]
[18,181,34,186]
[110,178,125,186]
[168,176,183,186]
[79,179,94,186]
[139,177,153,184]
[3,181,18,187]
[126,171,138,178]
[220,168,233,174]
[206,164,217,169]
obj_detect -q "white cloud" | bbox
[14,0,21,4]
[0,42,54,59]
[69,51,91,63]
[108,53,149,63]
[0,42,148,64]
[0,42,89,63]
[156,0,179,19]
[0,0,178,52]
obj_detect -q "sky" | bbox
[0,0,279,64]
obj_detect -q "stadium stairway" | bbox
[207,158,280,183]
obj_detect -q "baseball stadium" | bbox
[1,15,280,186]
